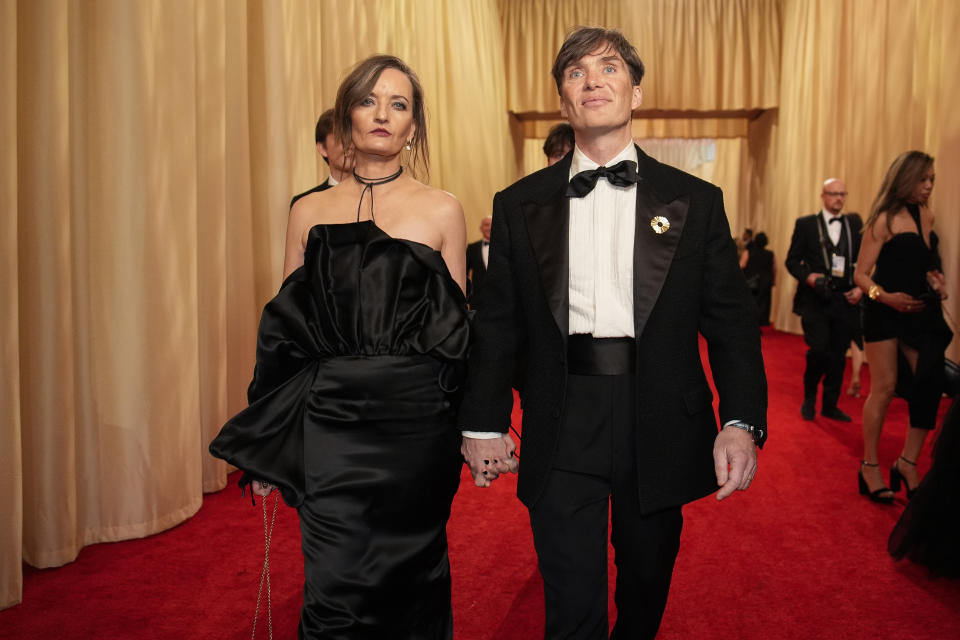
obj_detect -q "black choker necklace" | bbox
[354,167,403,222]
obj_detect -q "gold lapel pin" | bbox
[650,216,670,234]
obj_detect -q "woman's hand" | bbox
[927,270,948,300]
[251,480,275,497]
[883,291,925,313]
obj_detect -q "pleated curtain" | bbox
[0,0,513,608]
[3,0,959,610]
[760,0,960,333]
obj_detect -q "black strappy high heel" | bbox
[889,455,919,499]
[858,461,894,504]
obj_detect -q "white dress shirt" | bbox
[482,240,490,268]
[821,209,842,246]
[463,142,639,439]
[567,142,638,337]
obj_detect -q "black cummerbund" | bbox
[567,334,636,375]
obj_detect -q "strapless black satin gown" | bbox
[210,221,470,639]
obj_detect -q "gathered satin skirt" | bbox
[297,355,462,639]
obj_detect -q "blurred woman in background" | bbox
[854,151,952,503]
[741,231,775,326]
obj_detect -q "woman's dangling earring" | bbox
[405,140,412,151]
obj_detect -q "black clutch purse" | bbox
[916,289,943,305]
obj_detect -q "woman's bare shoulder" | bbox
[289,183,357,228]
[866,210,892,241]
[293,182,350,211]
[408,182,463,221]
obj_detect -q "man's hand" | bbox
[844,287,862,304]
[714,427,757,501]
[805,272,822,288]
[461,434,518,487]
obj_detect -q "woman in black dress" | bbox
[740,231,775,326]
[888,395,960,576]
[854,151,952,503]
[211,55,469,638]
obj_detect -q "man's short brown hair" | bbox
[543,123,575,159]
[314,109,335,145]
[314,109,335,166]
[551,26,645,95]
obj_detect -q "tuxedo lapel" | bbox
[520,148,690,342]
[523,184,569,341]
[633,150,689,340]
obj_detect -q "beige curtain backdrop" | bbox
[1,0,23,612]
[500,0,781,113]
[2,0,511,608]
[757,0,960,354]
[5,0,960,611]
[505,0,779,279]
[512,0,957,351]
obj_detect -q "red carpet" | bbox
[2,329,958,639]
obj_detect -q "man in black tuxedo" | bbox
[785,179,863,421]
[289,108,353,209]
[465,216,491,308]
[459,27,767,640]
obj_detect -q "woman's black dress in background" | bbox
[889,396,960,577]
[210,221,470,639]
[863,204,953,429]
[744,245,774,326]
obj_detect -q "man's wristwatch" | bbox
[724,421,766,448]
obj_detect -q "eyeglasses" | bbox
[823,191,847,197]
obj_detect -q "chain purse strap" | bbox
[252,490,280,640]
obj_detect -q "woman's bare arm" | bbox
[437,194,467,294]
[283,200,311,280]
[854,214,889,293]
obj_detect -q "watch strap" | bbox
[724,420,766,448]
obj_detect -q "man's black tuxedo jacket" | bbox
[785,212,863,315]
[466,240,488,306]
[459,146,767,514]
[289,178,332,210]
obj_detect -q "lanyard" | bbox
[815,214,853,277]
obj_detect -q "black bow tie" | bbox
[481,240,490,247]
[828,216,842,224]
[566,160,640,198]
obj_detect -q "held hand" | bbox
[714,427,757,501]
[251,480,274,497]
[844,287,863,305]
[805,273,822,288]
[461,434,518,488]
[884,291,925,313]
